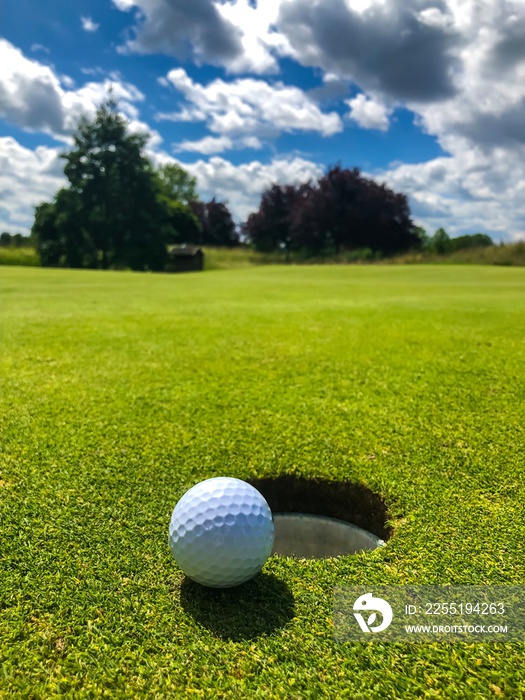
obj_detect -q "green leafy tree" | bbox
[429,227,451,254]
[154,163,199,206]
[151,163,204,245]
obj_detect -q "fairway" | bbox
[1,265,525,698]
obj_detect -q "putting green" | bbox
[1,265,524,698]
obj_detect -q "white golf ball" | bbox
[169,477,274,588]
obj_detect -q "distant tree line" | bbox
[418,227,493,254]
[31,97,239,271]
[0,232,33,247]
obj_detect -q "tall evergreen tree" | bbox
[33,96,172,271]
[61,97,168,270]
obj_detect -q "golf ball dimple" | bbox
[169,477,274,588]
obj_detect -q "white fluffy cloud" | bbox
[0,40,151,142]
[0,138,65,233]
[214,0,291,73]
[157,68,342,145]
[346,94,391,131]
[0,40,66,136]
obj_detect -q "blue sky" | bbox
[2,0,525,241]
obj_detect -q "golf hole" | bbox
[248,475,391,559]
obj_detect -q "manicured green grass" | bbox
[1,265,525,698]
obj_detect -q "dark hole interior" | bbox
[247,475,392,542]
